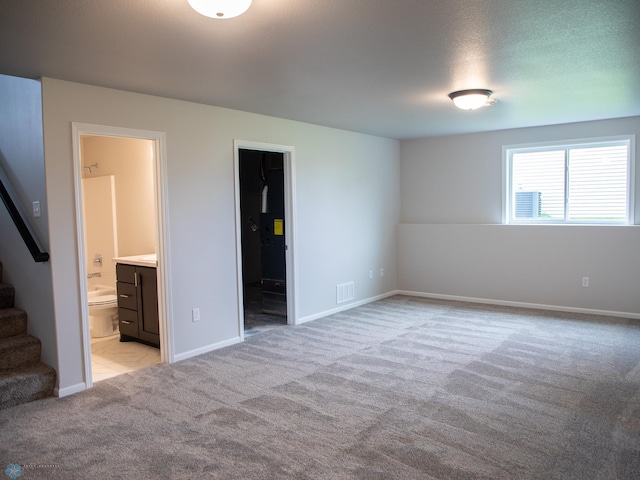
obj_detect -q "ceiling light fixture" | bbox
[448,89,493,110]
[187,0,252,19]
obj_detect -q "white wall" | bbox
[399,117,640,317]
[81,136,156,257]
[82,176,118,289]
[41,78,400,393]
[0,75,58,371]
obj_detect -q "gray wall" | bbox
[41,78,400,393]
[0,75,58,370]
[398,117,640,316]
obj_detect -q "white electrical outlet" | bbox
[582,277,590,288]
[192,308,201,322]
[380,268,384,277]
[369,270,373,280]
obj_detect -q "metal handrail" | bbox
[0,176,49,262]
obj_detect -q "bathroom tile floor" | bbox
[91,334,161,382]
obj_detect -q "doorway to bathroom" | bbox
[234,141,298,339]
[73,124,170,388]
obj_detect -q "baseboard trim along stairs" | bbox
[0,261,56,410]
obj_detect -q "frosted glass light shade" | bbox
[188,0,252,19]
[448,89,493,110]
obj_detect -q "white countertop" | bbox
[112,254,157,267]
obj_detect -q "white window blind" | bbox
[512,150,565,221]
[506,137,634,224]
[567,146,628,222]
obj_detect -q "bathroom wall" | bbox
[81,135,156,258]
[82,175,118,289]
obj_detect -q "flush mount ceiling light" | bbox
[187,0,252,19]
[448,89,494,110]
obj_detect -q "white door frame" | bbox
[233,140,298,340]
[72,123,173,388]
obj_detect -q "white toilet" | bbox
[88,285,119,338]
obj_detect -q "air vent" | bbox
[336,282,355,304]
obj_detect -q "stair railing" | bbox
[0,169,49,263]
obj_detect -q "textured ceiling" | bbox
[1,0,639,139]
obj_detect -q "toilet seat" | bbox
[88,294,117,307]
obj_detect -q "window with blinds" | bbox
[505,137,634,224]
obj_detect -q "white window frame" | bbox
[503,135,635,225]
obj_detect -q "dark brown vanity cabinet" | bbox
[116,263,160,348]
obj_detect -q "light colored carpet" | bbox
[1,295,639,479]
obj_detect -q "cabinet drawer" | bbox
[116,263,137,284]
[118,308,138,337]
[117,282,137,310]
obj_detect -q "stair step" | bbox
[0,282,15,309]
[0,362,56,410]
[0,308,28,339]
[0,335,41,370]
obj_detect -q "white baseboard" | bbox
[397,290,640,320]
[297,290,399,325]
[55,382,87,398]
[173,336,242,363]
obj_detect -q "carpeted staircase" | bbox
[0,261,56,410]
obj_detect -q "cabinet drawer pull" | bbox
[120,294,130,298]
[121,320,133,325]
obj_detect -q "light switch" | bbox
[32,201,41,217]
